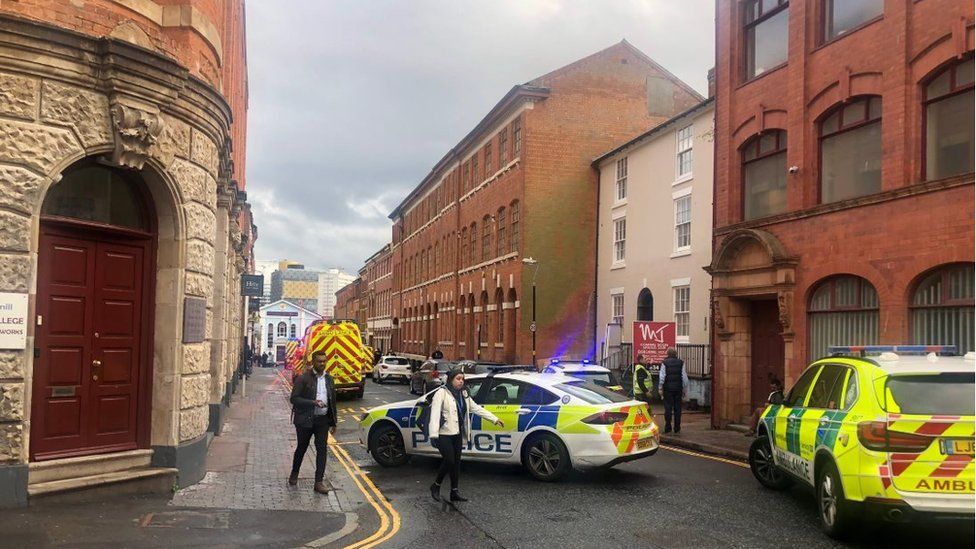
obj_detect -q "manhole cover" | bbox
[141,510,231,529]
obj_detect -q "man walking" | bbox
[658,348,688,434]
[289,350,337,494]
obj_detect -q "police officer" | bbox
[658,348,688,434]
[632,355,653,404]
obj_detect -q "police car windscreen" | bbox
[577,372,612,387]
[385,357,409,365]
[556,381,630,404]
[885,373,975,415]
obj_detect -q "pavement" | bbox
[652,409,752,462]
[0,368,362,548]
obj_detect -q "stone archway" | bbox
[706,229,797,426]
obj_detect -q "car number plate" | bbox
[942,440,975,456]
[636,438,653,451]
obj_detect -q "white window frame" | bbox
[615,157,628,203]
[613,217,626,265]
[676,124,694,181]
[673,192,692,253]
[673,285,690,341]
[611,290,625,326]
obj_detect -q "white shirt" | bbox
[314,373,329,415]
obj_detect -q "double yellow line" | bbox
[277,371,401,548]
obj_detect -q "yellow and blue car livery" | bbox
[750,346,975,539]
[360,371,659,481]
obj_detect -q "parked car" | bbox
[373,355,412,384]
[409,360,459,394]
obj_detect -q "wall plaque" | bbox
[183,297,207,344]
[0,293,28,350]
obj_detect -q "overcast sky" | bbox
[246,0,715,274]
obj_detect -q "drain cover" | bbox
[141,510,231,529]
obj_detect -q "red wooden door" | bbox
[750,300,785,410]
[32,228,147,460]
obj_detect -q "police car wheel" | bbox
[749,437,792,490]
[369,424,408,467]
[522,433,570,482]
[817,461,853,539]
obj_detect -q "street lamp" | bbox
[522,257,540,367]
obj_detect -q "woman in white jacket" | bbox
[428,369,504,502]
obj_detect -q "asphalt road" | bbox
[333,378,975,549]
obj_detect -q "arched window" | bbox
[495,288,504,344]
[741,130,787,220]
[290,324,297,338]
[460,227,468,268]
[482,215,492,260]
[277,322,288,337]
[496,207,507,257]
[510,200,520,253]
[820,96,882,204]
[911,264,974,354]
[42,163,148,230]
[637,288,654,321]
[924,57,974,181]
[808,275,879,359]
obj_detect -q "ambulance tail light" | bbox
[857,421,932,453]
[582,411,629,425]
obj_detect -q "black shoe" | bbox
[288,473,298,486]
[663,427,672,434]
[449,489,468,502]
[674,428,681,434]
[430,483,441,501]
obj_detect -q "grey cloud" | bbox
[247,0,714,270]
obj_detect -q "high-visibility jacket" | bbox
[633,362,651,398]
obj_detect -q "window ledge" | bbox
[673,173,693,186]
[670,249,692,258]
[737,62,788,90]
[611,261,627,270]
[612,198,628,208]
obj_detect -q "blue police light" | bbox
[828,345,959,357]
[550,359,560,365]
[581,359,590,364]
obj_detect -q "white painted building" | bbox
[318,268,357,319]
[258,300,323,364]
[594,98,715,402]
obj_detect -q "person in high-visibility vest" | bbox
[632,354,653,404]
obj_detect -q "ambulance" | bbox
[749,345,975,538]
[360,368,659,481]
[298,320,367,399]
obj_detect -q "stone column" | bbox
[207,187,233,434]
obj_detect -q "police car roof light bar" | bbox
[827,345,959,357]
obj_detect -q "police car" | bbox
[360,369,659,481]
[749,345,975,538]
[542,359,626,394]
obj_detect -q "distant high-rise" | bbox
[318,269,357,319]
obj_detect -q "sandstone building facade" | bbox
[0,1,252,506]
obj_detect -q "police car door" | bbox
[774,365,820,484]
[470,379,535,457]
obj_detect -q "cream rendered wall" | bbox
[596,105,714,357]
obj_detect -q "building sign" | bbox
[633,321,676,365]
[266,311,298,317]
[183,297,207,344]
[0,293,28,349]
[241,274,264,297]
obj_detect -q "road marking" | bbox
[659,444,749,468]
[276,370,401,548]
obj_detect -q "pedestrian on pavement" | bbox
[430,348,444,360]
[429,369,504,503]
[289,350,338,494]
[658,348,688,434]
[746,378,784,436]
[632,354,653,405]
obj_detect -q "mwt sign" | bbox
[633,321,675,364]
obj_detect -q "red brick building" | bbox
[387,41,702,365]
[708,0,974,425]
[335,278,364,331]
[362,244,393,353]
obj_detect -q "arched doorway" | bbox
[637,288,653,321]
[31,160,157,461]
